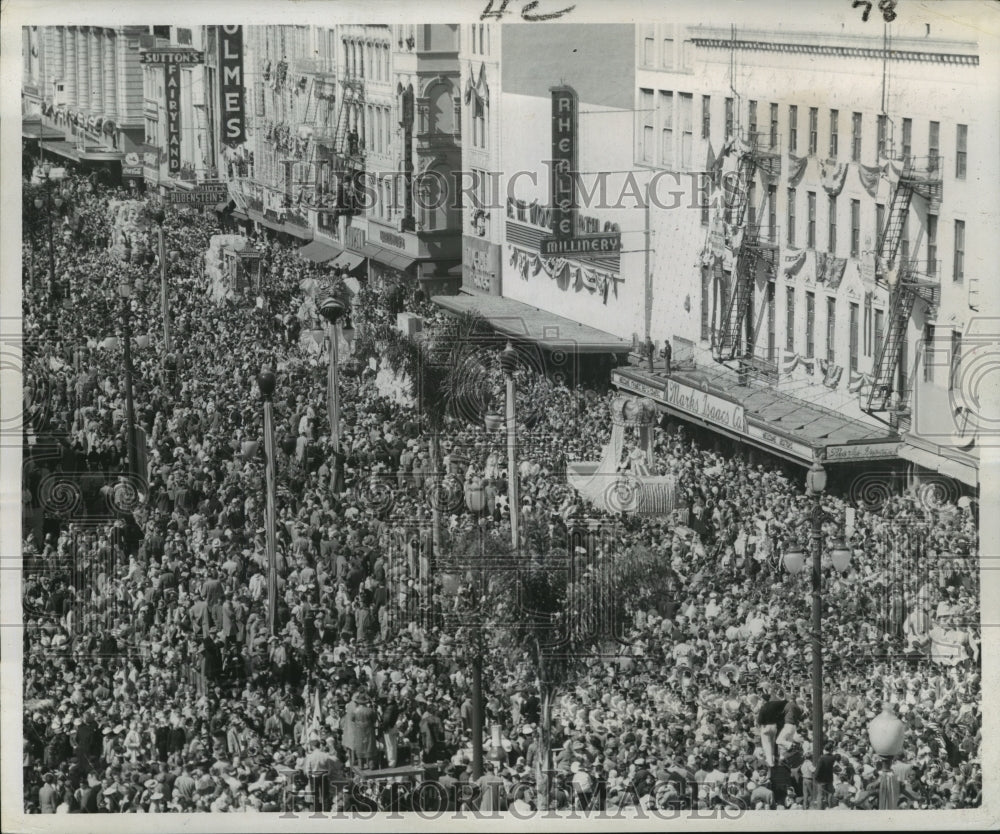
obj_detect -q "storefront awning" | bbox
[22,121,65,140]
[361,243,416,272]
[332,251,366,273]
[38,140,80,162]
[298,240,342,264]
[898,442,978,487]
[612,364,896,465]
[432,294,633,354]
[247,208,313,241]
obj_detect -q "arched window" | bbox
[425,80,454,135]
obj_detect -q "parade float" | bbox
[107,199,155,260]
[567,394,677,515]
[204,234,264,302]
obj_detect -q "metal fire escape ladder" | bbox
[718,141,771,362]
[865,155,942,414]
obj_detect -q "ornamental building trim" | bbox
[690,38,979,66]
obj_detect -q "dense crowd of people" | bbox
[21,168,981,814]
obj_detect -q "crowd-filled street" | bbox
[20,168,981,816]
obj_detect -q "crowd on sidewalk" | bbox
[22,172,981,814]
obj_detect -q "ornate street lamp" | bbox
[258,366,279,636]
[868,703,906,810]
[500,341,519,549]
[318,295,348,451]
[117,274,143,482]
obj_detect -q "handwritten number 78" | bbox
[853,0,898,22]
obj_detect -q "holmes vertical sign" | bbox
[219,25,246,146]
[165,64,181,175]
[550,86,577,240]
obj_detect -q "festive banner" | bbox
[787,153,809,187]
[857,161,885,198]
[782,248,807,277]
[848,369,873,393]
[819,159,849,197]
[781,351,815,376]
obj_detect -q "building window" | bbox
[767,184,776,242]
[640,88,654,163]
[473,97,486,148]
[850,199,860,258]
[479,24,485,54]
[877,114,887,158]
[766,281,776,361]
[950,330,962,391]
[725,97,734,140]
[875,203,885,251]
[809,107,818,155]
[806,291,816,358]
[901,117,912,159]
[953,219,965,282]
[659,91,673,167]
[644,35,655,66]
[787,187,796,247]
[956,124,967,179]
[701,95,710,140]
[829,109,839,157]
[807,191,816,248]
[826,297,837,364]
[680,93,693,167]
[924,324,935,383]
[788,105,798,153]
[849,301,859,372]
[851,112,862,162]
[701,268,710,341]
[929,121,940,173]
[874,308,885,359]
[662,36,674,67]
[864,291,872,356]
[927,213,937,276]
[748,100,757,137]
[828,195,837,254]
[770,102,778,147]
[700,174,710,226]
[785,286,795,353]
[747,180,756,229]
[900,213,910,265]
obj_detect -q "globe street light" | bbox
[868,703,906,809]
[151,205,174,355]
[318,294,347,454]
[33,164,69,300]
[258,366,279,636]
[464,473,488,781]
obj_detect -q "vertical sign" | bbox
[550,86,578,240]
[165,63,182,175]
[219,25,246,146]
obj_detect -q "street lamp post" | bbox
[465,475,487,781]
[258,367,279,636]
[782,460,852,806]
[318,295,347,453]
[152,207,174,355]
[117,270,142,482]
[33,163,68,300]
[499,342,519,550]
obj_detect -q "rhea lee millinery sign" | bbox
[541,85,621,258]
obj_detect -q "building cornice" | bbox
[691,37,979,66]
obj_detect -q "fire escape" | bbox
[863,155,942,415]
[714,131,781,380]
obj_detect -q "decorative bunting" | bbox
[782,248,807,277]
[787,153,809,187]
[819,159,849,197]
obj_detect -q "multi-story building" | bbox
[458,22,502,297]
[21,25,149,184]
[622,20,996,489]
[439,23,640,382]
